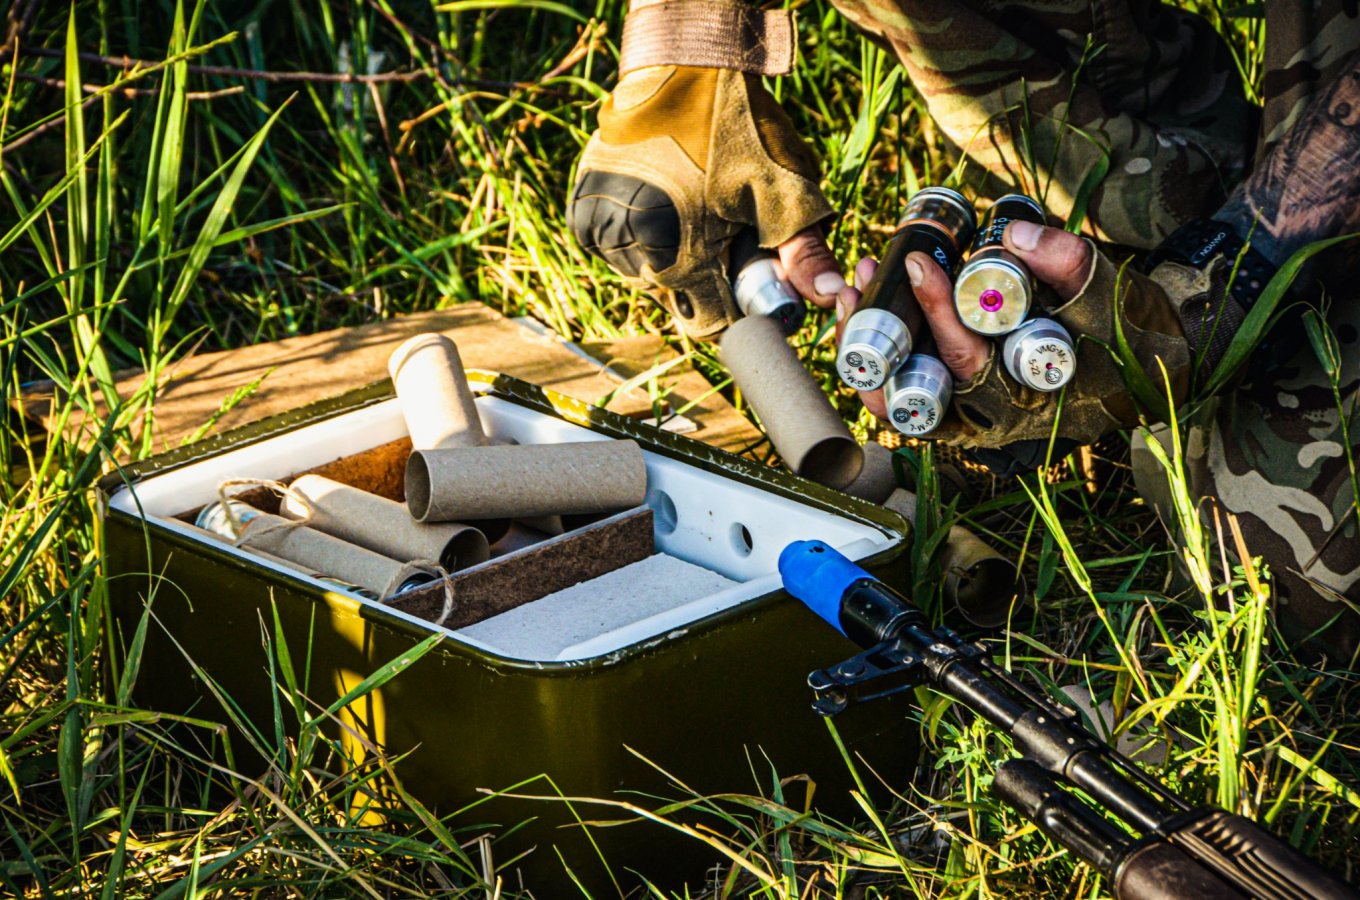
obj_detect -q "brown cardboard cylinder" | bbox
[240,547,385,599]
[406,440,648,523]
[181,521,310,572]
[387,332,486,450]
[236,511,416,596]
[468,516,513,546]
[940,526,1025,629]
[883,487,918,522]
[844,442,899,503]
[718,315,862,489]
[881,488,1023,629]
[280,474,490,571]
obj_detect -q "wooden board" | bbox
[20,303,761,457]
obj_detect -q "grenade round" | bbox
[884,354,952,437]
[953,194,1045,336]
[1002,318,1076,392]
[732,254,806,335]
[196,499,264,539]
[838,187,976,391]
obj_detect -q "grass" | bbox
[2,0,1359,896]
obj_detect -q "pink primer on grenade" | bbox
[884,351,952,437]
[953,194,1045,336]
[729,230,806,335]
[1003,318,1077,392]
[837,188,977,391]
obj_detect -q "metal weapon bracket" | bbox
[807,637,985,716]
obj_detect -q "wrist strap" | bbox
[1146,218,1277,313]
[1148,217,1293,379]
[619,1,796,77]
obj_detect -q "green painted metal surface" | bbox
[100,373,918,890]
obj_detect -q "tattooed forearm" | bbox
[1217,48,1360,265]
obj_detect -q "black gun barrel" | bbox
[995,760,1252,899]
[828,573,1175,831]
[993,759,1133,876]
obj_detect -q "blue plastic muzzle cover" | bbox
[778,540,874,636]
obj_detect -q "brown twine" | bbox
[215,477,315,547]
[381,559,457,627]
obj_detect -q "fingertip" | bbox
[778,226,844,306]
[860,388,888,423]
[854,257,878,290]
[905,251,952,311]
[835,284,861,321]
[1002,223,1094,301]
[834,284,861,343]
[1003,220,1042,253]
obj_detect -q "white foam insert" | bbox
[462,553,736,660]
[106,393,894,660]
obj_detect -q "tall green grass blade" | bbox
[436,1,589,23]
[1202,233,1357,396]
[318,632,444,722]
[1065,147,1109,235]
[1109,257,1173,424]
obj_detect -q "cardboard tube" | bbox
[883,487,918,522]
[844,442,899,503]
[940,526,1025,629]
[388,333,486,450]
[468,516,513,546]
[243,548,384,600]
[280,474,490,571]
[881,488,1024,629]
[406,440,647,523]
[719,315,862,489]
[236,510,425,596]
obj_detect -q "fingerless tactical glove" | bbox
[933,246,1197,449]
[568,3,834,340]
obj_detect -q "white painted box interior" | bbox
[106,393,892,662]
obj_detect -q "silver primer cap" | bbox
[733,256,806,334]
[837,308,912,391]
[884,354,952,436]
[1003,318,1076,391]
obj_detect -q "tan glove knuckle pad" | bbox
[571,67,833,340]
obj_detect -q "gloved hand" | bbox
[569,63,841,339]
[839,223,1205,454]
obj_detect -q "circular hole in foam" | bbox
[730,522,754,557]
[649,489,678,536]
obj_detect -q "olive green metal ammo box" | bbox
[100,373,915,891]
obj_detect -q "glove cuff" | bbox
[620,2,796,77]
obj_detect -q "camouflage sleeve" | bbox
[829,0,1255,248]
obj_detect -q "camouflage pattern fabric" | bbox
[1205,6,1360,660]
[834,0,1360,657]
[829,0,1256,249]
